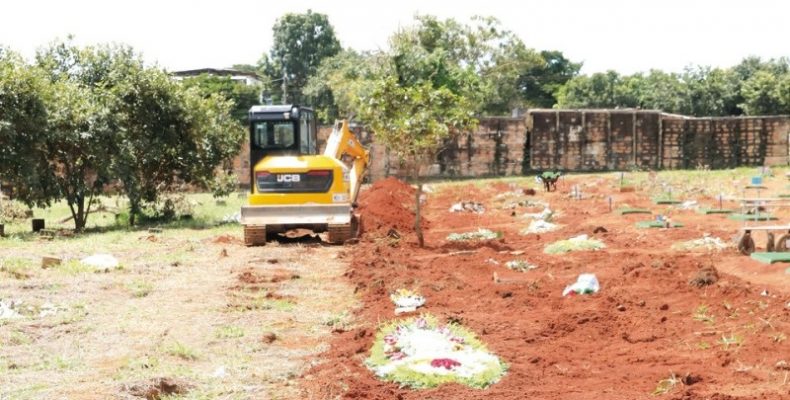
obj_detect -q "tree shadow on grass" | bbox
[0,216,236,243]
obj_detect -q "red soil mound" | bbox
[357,177,428,238]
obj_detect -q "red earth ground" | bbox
[301,176,790,400]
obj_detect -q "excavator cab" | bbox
[241,105,368,246]
[249,104,317,161]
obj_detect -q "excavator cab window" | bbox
[253,121,296,150]
[298,109,317,155]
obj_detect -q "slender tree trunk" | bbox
[413,164,424,248]
[75,196,85,231]
[129,202,138,226]
[81,189,95,230]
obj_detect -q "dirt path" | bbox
[0,230,355,399]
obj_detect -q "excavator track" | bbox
[327,214,361,244]
[327,224,353,244]
[244,225,267,247]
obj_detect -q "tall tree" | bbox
[111,68,244,225]
[682,66,740,116]
[3,39,246,229]
[30,41,130,230]
[556,70,632,108]
[41,79,115,230]
[259,10,341,110]
[319,18,480,246]
[0,49,51,209]
[514,50,582,109]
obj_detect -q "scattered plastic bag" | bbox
[520,220,559,234]
[81,254,120,272]
[523,208,553,221]
[679,200,698,210]
[449,201,485,214]
[0,299,22,319]
[505,260,537,272]
[38,302,61,318]
[672,234,729,251]
[562,273,600,296]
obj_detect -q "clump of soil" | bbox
[212,234,242,245]
[236,268,299,285]
[357,177,428,238]
[689,265,719,287]
[126,377,191,400]
[261,332,278,344]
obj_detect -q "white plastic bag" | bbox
[562,273,600,296]
[81,254,119,271]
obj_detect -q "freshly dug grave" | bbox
[302,177,790,399]
[357,177,428,239]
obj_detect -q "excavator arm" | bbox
[323,120,370,204]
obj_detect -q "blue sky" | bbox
[2,0,788,74]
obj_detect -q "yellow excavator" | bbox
[241,105,369,246]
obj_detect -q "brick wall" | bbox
[527,109,789,171]
[232,110,790,185]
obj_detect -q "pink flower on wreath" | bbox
[449,336,465,344]
[415,318,428,329]
[383,334,398,346]
[389,351,406,361]
[430,358,461,370]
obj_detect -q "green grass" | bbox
[126,279,155,298]
[692,304,715,325]
[55,259,96,275]
[7,330,33,345]
[214,325,245,339]
[166,341,200,361]
[652,373,681,395]
[727,213,777,221]
[323,311,352,331]
[0,257,35,279]
[652,198,682,205]
[262,299,296,312]
[697,208,734,214]
[0,193,246,238]
[617,208,651,215]
[750,252,790,264]
[718,333,744,350]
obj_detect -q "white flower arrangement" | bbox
[544,234,605,254]
[390,289,426,314]
[446,228,501,242]
[366,314,507,389]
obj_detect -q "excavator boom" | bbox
[323,120,370,204]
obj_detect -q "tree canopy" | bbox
[557,57,790,116]
[0,40,243,230]
[258,9,341,112]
